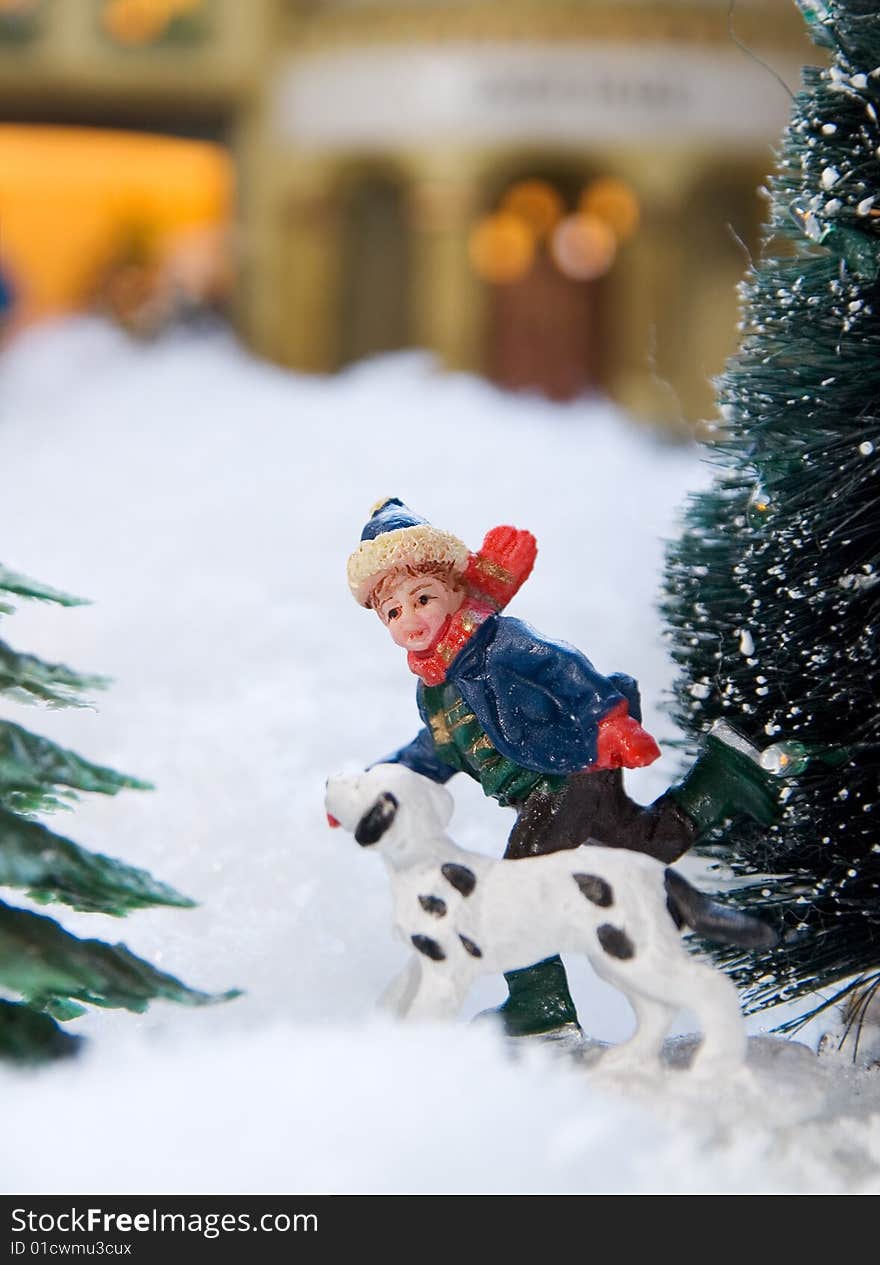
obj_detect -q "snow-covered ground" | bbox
[1,319,878,1195]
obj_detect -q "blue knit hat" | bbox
[347,497,468,606]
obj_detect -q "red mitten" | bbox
[592,700,661,770]
[463,525,537,609]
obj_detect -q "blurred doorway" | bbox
[472,169,633,402]
[338,173,411,364]
[489,250,606,401]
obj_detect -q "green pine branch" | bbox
[0,899,240,1014]
[0,564,88,609]
[0,806,194,915]
[0,719,151,814]
[0,561,241,1062]
[0,639,108,707]
[0,999,82,1064]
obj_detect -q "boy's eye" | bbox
[417,593,434,606]
[386,607,401,621]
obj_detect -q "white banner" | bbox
[273,42,803,150]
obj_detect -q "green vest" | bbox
[420,681,566,808]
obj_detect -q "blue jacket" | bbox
[386,613,641,784]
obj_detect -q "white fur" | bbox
[325,764,747,1073]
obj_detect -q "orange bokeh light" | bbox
[500,180,565,240]
[101,0,173,45]
[580,177,640,242]
[550,213,617,281]
[468,212,535,285]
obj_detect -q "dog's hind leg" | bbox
[378,957,423,1019]
[597,989,677,1072]
[680,960,747,1074]
[620,956,746,1074]
[593,949,746,1074]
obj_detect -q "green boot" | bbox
[490,955,580,1038]
[669,720,788,832]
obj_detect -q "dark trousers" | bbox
[505,769,696,864]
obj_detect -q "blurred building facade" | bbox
[0,0,814,429]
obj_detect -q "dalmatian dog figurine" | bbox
[325,764,777,1074]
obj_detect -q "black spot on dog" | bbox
[441,863,476,897]
[597,924,635,960]
[459,935,482,958]
[355,792,398,846]
[573,873,614,907]
[419,895,447,917]
[411,934,445,961]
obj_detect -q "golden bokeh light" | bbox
[500,179,564,240]
[580,177,640,242]
[102,0,172,45]
[468,212,535,284]
[550,213,617,281]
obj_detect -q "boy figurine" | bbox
[347,497,781,1040]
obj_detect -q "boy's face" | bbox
[374,573,462,652]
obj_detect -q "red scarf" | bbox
[406,599,496,686]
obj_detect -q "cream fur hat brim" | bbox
[347,499,468,607]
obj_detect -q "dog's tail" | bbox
[664,868,778,950]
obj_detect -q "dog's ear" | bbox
[355,792,399,846]
[427,782,455,828]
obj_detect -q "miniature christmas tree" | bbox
[663,0,880,1033]
[0,564,236,1063]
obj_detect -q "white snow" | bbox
[1,318,879,1195]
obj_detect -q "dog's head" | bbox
[325,764,454,858]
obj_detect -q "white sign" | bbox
[274,42,803,150]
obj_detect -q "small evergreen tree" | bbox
[664,0,880,1033]
[0,565,236,1063]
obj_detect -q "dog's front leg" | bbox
[404,956,469,1022]
[378,956,423,1019]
